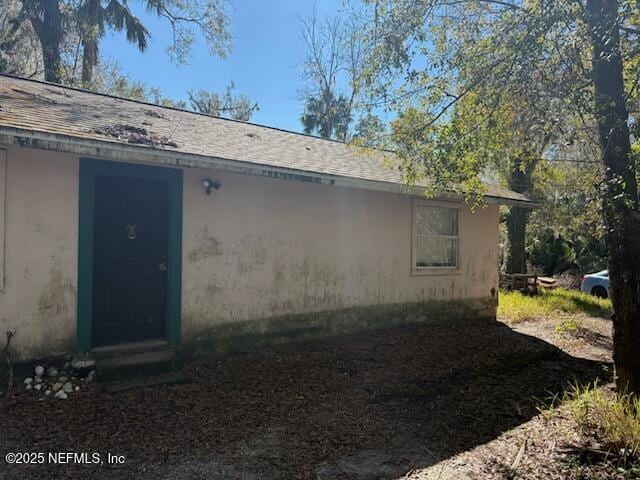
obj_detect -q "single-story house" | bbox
[0,75,534,361]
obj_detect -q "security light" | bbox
[202,179,221,194]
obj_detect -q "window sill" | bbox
[411,267,461,276]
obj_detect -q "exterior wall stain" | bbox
[180,166,500,342]
[180,297,497,357]
[0,148,78,360]
[187,227,222,262]
[1,148,500,360]
[37,258,75,315]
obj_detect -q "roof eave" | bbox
[0,127,536,207]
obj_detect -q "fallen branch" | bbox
[558,442,614,462]
[508,437,527,479]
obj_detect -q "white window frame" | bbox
[0,149,5,291]
[411,199,461,275]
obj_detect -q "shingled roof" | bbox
[0,75,533,205]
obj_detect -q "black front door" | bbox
[92,175,169,347]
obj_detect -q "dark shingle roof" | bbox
[0,75,533,205]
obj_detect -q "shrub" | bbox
[529,229,575,275]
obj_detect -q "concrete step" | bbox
[96,349,178,382]
[92,339,170,360]
[104,371,190,394]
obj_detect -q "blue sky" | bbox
[101,0,347,133]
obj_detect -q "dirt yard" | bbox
[0,315,612,479]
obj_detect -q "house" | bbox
[0,75,534,361]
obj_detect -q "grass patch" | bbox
[564,383,640,475]
[498,288,611,323]
[569,384,640,455]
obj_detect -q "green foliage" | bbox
[356,1,626,276]
[187,83,258,121]
[3,0,232,84]
[554,318,581,335]
[566,383,640,471]
[352,113,387,146]
[360,0,589,182]
[76,0,150,83]
[525,153,608,274]
[0,0,41,77]
[498,289,611,323]
[301,91,351,140]
[86,61,257,121]
[529,229,575,276]
[143,0,232,64]
[298,12,365,140]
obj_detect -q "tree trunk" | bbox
[41,0,64,83]
[34,0,64,83]
[505,207,528,274]
[504,156,536,274]
[586,0,640,395]
[81,0,100,84]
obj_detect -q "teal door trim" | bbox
[77,158,183,352]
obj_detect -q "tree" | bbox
[187,83,258,121]
[359,0,640,394]
[301,92,352,140]
[585,0,640,393]
[8,0,67,82]
[144,0,232,64]
[77,0,148,84]
[77,0,232,84]
[85,61,258,121]
[6,0,232,84]
[0,0,41,78]
[352,113,388,146]
[299,12,365,140]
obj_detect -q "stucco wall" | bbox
[0,147,499,359]
[180,168,499,342]
[0,148,78,359]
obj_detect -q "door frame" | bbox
[77,158,183,352]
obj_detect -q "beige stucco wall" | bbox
[0,148,78,359]
[181,168,499,342]
[0,147,499,359]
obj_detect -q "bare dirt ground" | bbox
[0,315,612,480]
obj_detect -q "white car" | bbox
[580,270,610,298]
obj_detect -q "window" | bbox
[413,203,459,270]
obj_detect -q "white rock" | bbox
[71,357,95,370]
[74,386,80,392]
[34,365,45,377]
[59,376,68,383]
[34,384,42,391]
[23,377,33,385]
[47,367,58,377]
[45,390,51,396]
[62,382,73,393]
[25,384,32,390]
[54,390,68,400]
[52,382,62,391]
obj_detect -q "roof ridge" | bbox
[0,73,364,147]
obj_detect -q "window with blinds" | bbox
[413,203,459,269]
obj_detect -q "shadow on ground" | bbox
[0,318,610,480]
